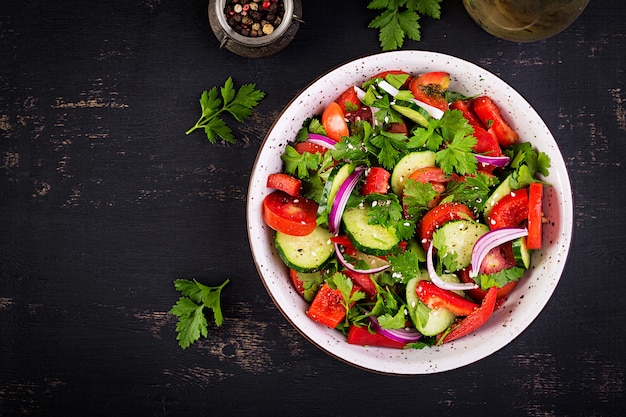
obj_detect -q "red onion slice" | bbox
[470,227,529,278]
[334,243,390,274]
[307,133,336,149]
[369,316,422,343]
[426,241,479,291]
[475,154,510,168]
[328,166,367,234]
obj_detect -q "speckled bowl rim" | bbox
[246,50,573,375]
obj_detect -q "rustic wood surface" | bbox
[1,0,625,416]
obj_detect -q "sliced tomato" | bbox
[488,188,529,230]
[262,191,318,236]
[321,101,349,142]
[409,72,450,112]
[343,269,377,298]
[386,120,409,135]
[440,286,497,344]
[336,86,361,114]
[345,106,374,126]
[266,173,302,197]
[406,166,453,208]
[527,182,543,250]
[450,99,484,127]
[294,141,327,155]
[306,282,347,328]
[330,235,358,257]
[419,202,474,248]
[347,325,408,349]
[361,167,391,195]
[472,96,519,147]
[416,280,479,317]
[289,268,305,297]
[459,267,519,301]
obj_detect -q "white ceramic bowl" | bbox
[246,51,573,374]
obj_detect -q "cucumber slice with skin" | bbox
[434,220,490,270]
[512,236,532,269]
[342,206,400,256]
[406,276,456,336]
[483,173,513,219]
[275,226,334,273]
[390,151,437,195]
[318,162,354,219]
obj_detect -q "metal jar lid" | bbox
[208,0,302,58]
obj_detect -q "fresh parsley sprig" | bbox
[367,0,444,51]
[169,278,230,349]
[186,77,265,143]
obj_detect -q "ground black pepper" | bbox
[224,0,285,38]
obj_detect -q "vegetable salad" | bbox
[261,69,551,348]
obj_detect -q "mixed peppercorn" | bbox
[224,0,285,37]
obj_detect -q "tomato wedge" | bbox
[488,188,529,230]
[361,167,391,195]
[409,72,450,112]
[459,268,518,301]
[294,141,327,155]
[527,182,543,249]
[321,101,349,142]
[441,286,497,344]
[266,172,302,196]
[450,99,483,127]
[419,202,474,248]
[472,96,519,147]
[262,191,318,236]
[343,269,377,298]
[406,166,454,208]
[347,325,408,349]
[336,86,361,114]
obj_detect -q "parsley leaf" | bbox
[387,250,424,283]
[475,267,525,290]
[327,272,366,325]
[364,194,415,240]
[402,178,438,219]
[186,77,265,143]
[169,278,229,349]
[367,0,443,51]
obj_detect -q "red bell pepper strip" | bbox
[527,182,543,250]
[346,325,408,349]
[266,173,302,197]
[361,167,391,195]
[306,282,347,329]
[342,269,377,298]
[441,286,497,344]
[488,188,529,230]
[416,280,479,317]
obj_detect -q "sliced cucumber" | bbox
[275,226,334,273]
[406,277,456,336]
[390,151,436,195]
[391,104,429,127]
[512,236,532,269]
[318,162,354,218]
[342,206,400,256]
[434,220,490,270]
[483,173,513,219]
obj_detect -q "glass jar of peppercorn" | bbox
[209,0,302,58]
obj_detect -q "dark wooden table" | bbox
[2,1,625,415]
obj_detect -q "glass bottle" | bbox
[463,0,590,42]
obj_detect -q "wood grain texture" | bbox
[1,0,625,416]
